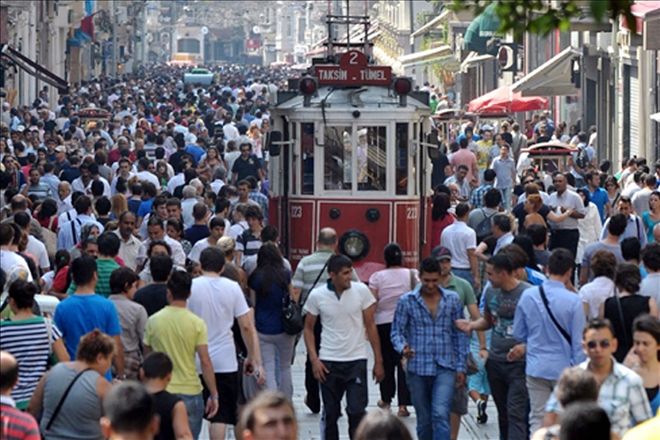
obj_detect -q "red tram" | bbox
[267,21,434,281]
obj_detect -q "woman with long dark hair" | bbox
[430,193,454,249]
[248,243,298,398]
[368,243,414,417]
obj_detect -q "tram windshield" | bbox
[322,125,388,192]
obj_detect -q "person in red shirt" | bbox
[0,351,41,440]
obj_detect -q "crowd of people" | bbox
[0,60,658,440]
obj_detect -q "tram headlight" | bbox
[339,230,370,261]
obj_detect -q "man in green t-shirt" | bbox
[143,270,218,439]
[67,232,120,297]
[432,245,484,439]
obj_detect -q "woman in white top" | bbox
[368,243,417,417]
[578,249,617,319]
[576,188,602,266]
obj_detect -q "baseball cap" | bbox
[431,246,452,261]
[54,145,66,153]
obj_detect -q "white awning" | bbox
[399,45,453,68]
[511,46,580,97]
[460,51,494,72]
[411,9,451,38]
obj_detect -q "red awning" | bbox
[467,85,548,114]
[622,1,660,33]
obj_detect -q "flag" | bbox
[80,15,95,41]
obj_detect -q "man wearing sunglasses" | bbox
[543,319,652,438]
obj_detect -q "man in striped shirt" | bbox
[292,228,359,414]
[19,167,52,201]
[0,351,41,440]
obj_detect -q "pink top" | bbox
[368,267,419,325]
[449,148,479,183]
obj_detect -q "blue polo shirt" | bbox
[587,186,609,223]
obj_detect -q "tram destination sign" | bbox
[314,50,392,86]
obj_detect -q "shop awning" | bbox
[411,9,451,38]
[460,51,494,72]
[511,46,580,97]
[467,85,548,114]
[0,44,69,93]
[399,45,453,68]
[463,4,500,54]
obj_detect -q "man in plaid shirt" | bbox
[543,319,652,437]
[391,257,468,440]
[470,168,496,209]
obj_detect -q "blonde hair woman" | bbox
[110,194,128,221]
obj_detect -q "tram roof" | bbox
[274,86,429,112]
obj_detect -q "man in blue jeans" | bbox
[303,254,384,440]
[391,257,468,440]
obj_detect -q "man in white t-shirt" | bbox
[440,202,480,291]
[303,254,384,440]
[188,217,225,264]
[187,247,264,440]
[0,224,34,285]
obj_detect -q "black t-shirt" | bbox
[232,154,261,182]
[134,283,168,316]
[153,390,181,440]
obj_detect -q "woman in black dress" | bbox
[600,263,659,362]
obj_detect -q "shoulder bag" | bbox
[282,259,329,335]
[539,285,571,346]
[44,368,92,431]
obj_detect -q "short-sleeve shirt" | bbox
[440,221,477,269]
[53,294,121,360]
[368,268,418,325]
[134,283,168,316]
[546,189,586,230]
[236,229,262,257]
[144,306,208,395]
[581,241,624,281]
[109,295,148,353]
[249,270,291,335]
[231,154,261,182]
[187,275,250,373]
[304,281,376,361]
[483,281,531,362]
[444,274,477,309]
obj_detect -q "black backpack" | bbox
[576,146,589,169]
[475,208,496,240]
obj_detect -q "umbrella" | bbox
[467,85,548,114]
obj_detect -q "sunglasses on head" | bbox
[586,339,611,349]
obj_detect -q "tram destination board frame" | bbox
[313,50,392,86]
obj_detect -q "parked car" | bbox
[183,68,214,86]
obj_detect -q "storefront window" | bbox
[357,126,386,191]
[395,123,409,195]
[324,126,352,190]
[301,123,314,194]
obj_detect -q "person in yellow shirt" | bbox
[143,270,218,439]
[623,415,660,440]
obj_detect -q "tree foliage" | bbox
[441,0,636,40]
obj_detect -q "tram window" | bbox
[301,123,314,194]
[357,126,386,191]
[324,126,352,190]
[395,123,409,195]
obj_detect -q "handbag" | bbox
[281,295,304,335]
[466,353,479,376]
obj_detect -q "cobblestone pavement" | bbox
[202,342,500,439]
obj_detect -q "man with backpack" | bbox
[468,188,502,243]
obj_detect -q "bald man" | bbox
[1,351,41,439]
